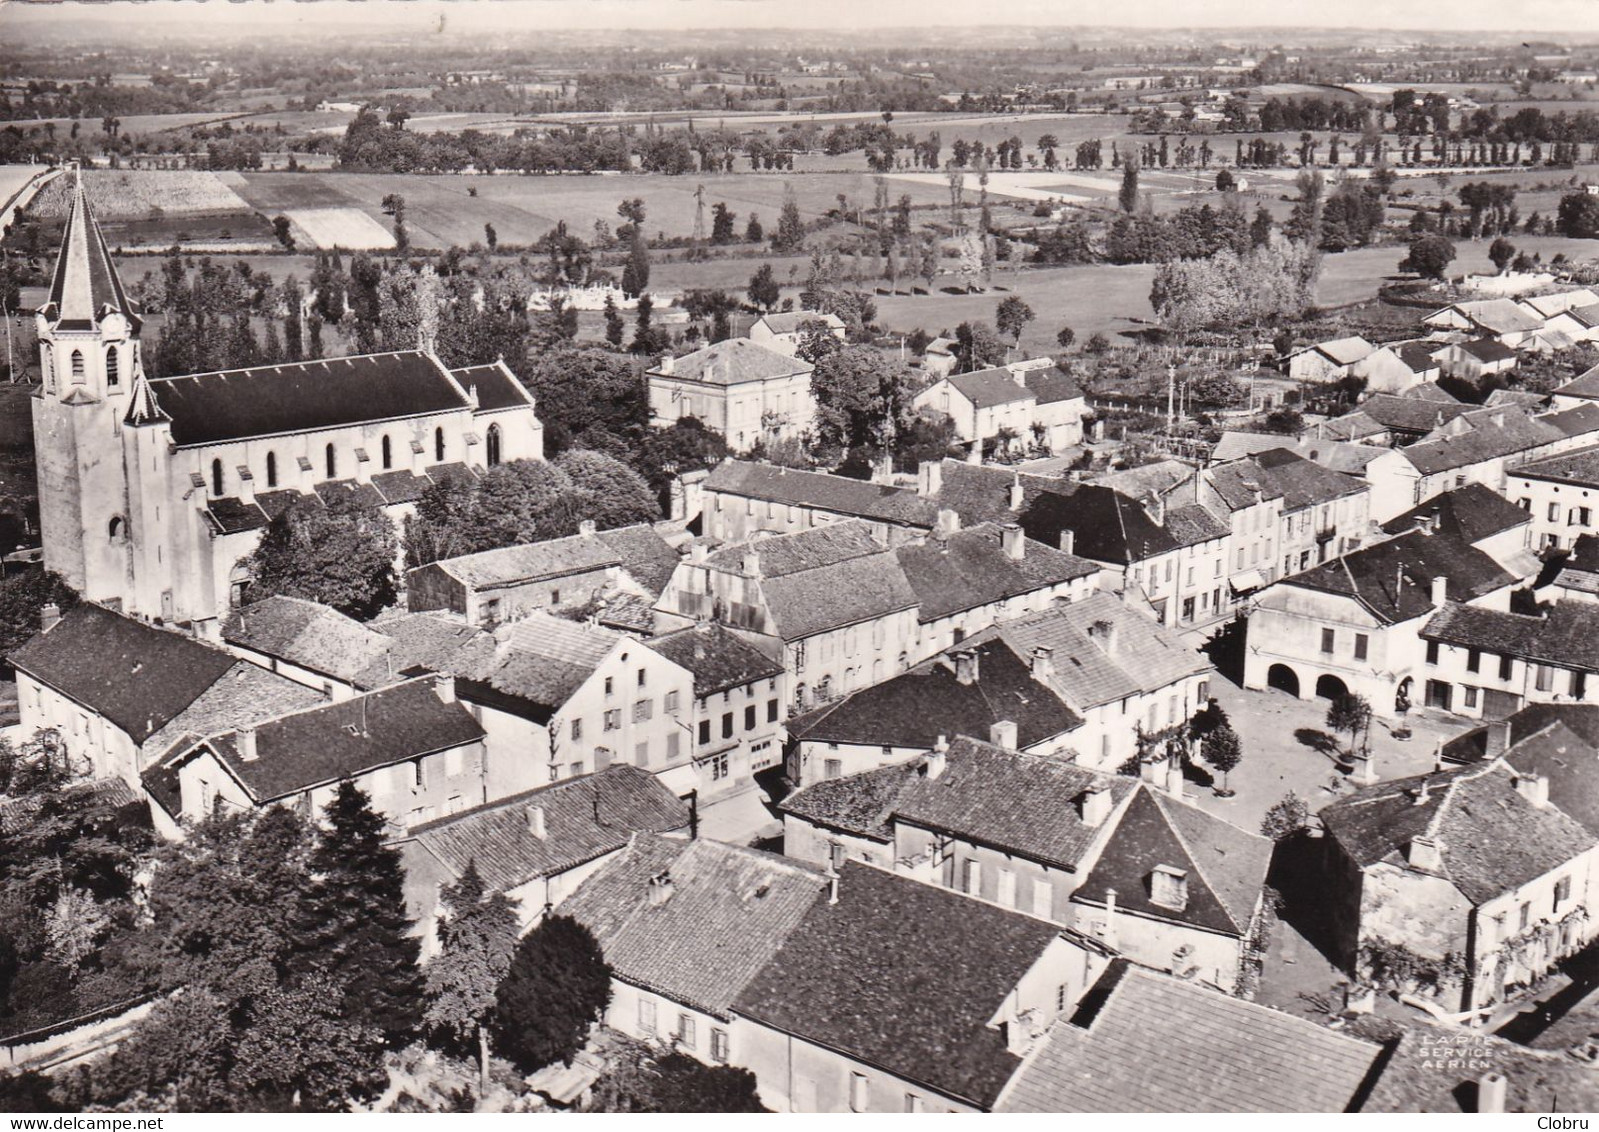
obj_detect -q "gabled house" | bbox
[396,763,690,942]
[1379,482,1535,577]
[697,460,940,546]
[10,602,326,789]
[1551,532,1599,604]
[562,834,827,1068]
[1552,364,1599,411]
[1506,443,1599,551]
[1422,298,1544,346]
[996,964,1385,1113]
[1211,432,1387,478]
[1434,338,1518,381]
[1287,335,1375,382]
[1323,392,1469,448]
[647,339,814,450]
[729,860,1116,1112]
[746,310,844,357]
[1318,762,1599,1013]
[912,361,1087,454]
[1244,529,1518,719]
[405,521,681,628]
[1419,600,1599,718]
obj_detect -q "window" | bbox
[639,998,657,1034]
[997,869,1017,908]
[678,1014,696,1050]
[1426,640,1440,666]
[550,588,560,606]
[1537,665,1554,693]
[1353,633,1369,661]
[70,349,84,383]
[1576,671,1589,700]
[666,732,680,760]
[710,1028,729,1064]
[571,718,583,741]
[105,346,119,387]
[1464,686,1479,709]
[963,859,981,895]
[211,459,224,497]
[662,689,679,713]
[478,598,500,627]
[1320,628,1335,656]
[632,699,652,723]
[1033,879,1053,919]
[698,719,711,745]
[265,451,278,488]
[604,676,614,697]
[1467,649,1481,674]
[637,667,647,687]
[850,1073,869,1113]
[744,704,757,731]
[904,1093,924,1114]
[1556,876,1573,909]
[380,434,392,469]
[109,515,123,540]
[435,427,446,462]
[709,752,729,781]
[413,759,426,789]
[829,841,846,871]
[325,443,336,479]
[604,709,621,732]
[1500,654,1514,681]
[1578,507,1594,527]
[1550,502,1562,523]
[824,758,842,780]
[767,698,779,723]
[1520,901,1532,930]
[634,739,649,765]
[486,423,502,467]
[722,712,734,739]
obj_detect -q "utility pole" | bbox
[1166,363,1176,433]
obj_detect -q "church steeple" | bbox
[38,165,140,334]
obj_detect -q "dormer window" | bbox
[1151,865,1189,911]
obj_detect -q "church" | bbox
[33,170,545,637]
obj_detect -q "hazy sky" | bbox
[3,0,1598,36]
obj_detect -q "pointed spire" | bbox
[43,164,139,333]
[124,368,167,427]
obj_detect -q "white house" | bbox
[647,339,815,451]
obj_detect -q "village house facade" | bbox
[912,361,1088,454]
[697,460,940,546]
[1505,444,1599,552]
[1418,600,1599,719]
[646,338,814,450]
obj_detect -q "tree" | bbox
[491,914,611,1074]
[1285,169,1324,244]
[229,974,388,1111]
[0,568,78,670]
[1204,725,1243,793]
[587,1040,767,1113]
[1260,792,1312,841]
[484,223,498,252]
[953,320,1007,373]
[1215,168,1236,192]
[552,449,661,530]
[1055,326,1076,350]
[620,230,651,299]
[292,783,423,1043]
[1489,236,1517,274]
[1119,159,1139,214]
[636,417,730,493]
[248,494,398,621]
[1326,693,1372,762]
[405,460,587,567]
[995,296,1035,348]
[747,263,780,312]
[602,293,625,347]
[1557,192,1599,239]
[744,212,763,243]
[272,215,295,251]
[710,202,736,244]
[424,861,518,1096]
[1084,331,1111,355]
[810,345,918,454]
[772,185,805,253]
[1400,234,1457,280]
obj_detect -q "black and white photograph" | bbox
[2,0,1599,1115]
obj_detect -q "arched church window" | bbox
[70,350,85,384]
[486,424,502,467]
[265,451,278,488]
[105,346,119,388]
[434,427,446,462]
[211,459,224,497]
[108,516,124,540]
[326,444,337,480]
[381,434,393,470]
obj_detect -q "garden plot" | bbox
[28,169,251,218]
[286,207,397,250]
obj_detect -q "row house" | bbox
[1417,600,1599,719]
[1422,298,1544,348]
[646,338,814,451]
[1319,390,1471,448]
[1244,528,1518,720]
[781,736,1271,995]
[1318,762,1599,1014]
[1505,443,1599,551]
[1551,534,1599,604]
[697,459,940,546]
[1377,484,1538,580]
[912,361,1088,454]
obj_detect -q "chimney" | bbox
[433,673,456,704]
[237,725,259,762]
[527,805,547,838]
[954,649,979,686]
[689,541,709,564]
[579,519,597,538]
[1477,1073,1507,1115]
[989,719,1018,748]
[966,443,983,466]
[872,452,894,484]
[1031,646,1054,681]
[1009,475,1025,511]
[1087,618,1120,656]
[827,871,839,905]
[1430,575,1448,608]
[1166,757,1185,799]
[1079,782,1113,827]
[936,508,961,535]
[1146,495,1165,526]
[1101,887,1119,947]
[1001,523,1025,561]
[659,353,674,375]
[1151,864,1189,911]
[40,603,61,632]
[1408,834,1442,872]
[1059,529,1075,555]
[648,870,674,906]
[1006,362,1029,387]
[742,550,761,577]
[918,459,944,498]
[1515,773,1550,809]
[925,735,949,781]
[1485,718,1512,759]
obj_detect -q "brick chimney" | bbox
[1477,1073,1507,1115]
[659,353,675,375]
[1515,773,1549,809]
[918,460,944,498]
[1031,646,1054,681]
[742,549,761,577]
[989,719,1018,748]
[1431,575,1448,607]
[237,725,259,762]
[1001,523,1025,561]
[434,673,456,704]
[527,805,547,838]
[1009,475,1025,511]
[1087,618,1120,655]
[954,649,979,685]
[936,508,961,535]
[40,603,61,632]
[1079,782,1113,827]
[1059,529,1075,555]
[1101,887,1119,947]
[648,870,674,906]
[579,519,597,538]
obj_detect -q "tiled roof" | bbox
[450,360,535,412]
[1485,388,1550,410]
[759,550,919,640]
[145,351,472,448]
[777,763,910,842]
[1298,335,1374,366]
[561,834,826,1019]
[1422,601,1599,673]
[965,591,1212,711]
[754,310,843,334]
[365,611,498,687]
[1352,393,1470,434]
[1211,432,1385,475]
[1023,366,1086,405]
[1397,343,1444,374]
[145,661,326,760]
[0,777,139,837]
[1206,448,1364,514]
[646,623,783,697]
[370,470,433,505]
[1320,763,1596,904]
[1555,363,1599,400]
[894,523,1097,622]
[702,461,940,528]
[1379,483,1531,544]
[1544,402,1599,439]
[460,612,621,715]
[1511,442,1599,488]
[41,170,139,333]
[649,338,812,385]
[203,676,486,802]
[784,639,1083,752]
[427,532,618,590]
[1072,787,1269,936]
[1089,460,1194,502]
[732,860,1066,1108]
[891,735,1134,871]
[224,595,392,685]
[998,964,1383,1113]
[1460,338,1518,364]
[1284,530,1513,625]
[202,496,271,535]
[704,519,882,577]
[1403,406,1570,476]
[947,366,1036,409]
[10,604,239,745]
[1430,298,1543,335]
[407,765,690,892]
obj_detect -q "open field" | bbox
[30,168,252,218]
[286,207,396,250]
